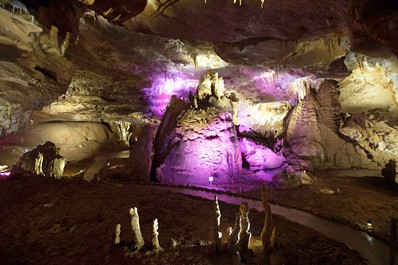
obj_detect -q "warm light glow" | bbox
[194,53,229,69]
[209,176,214,182]
[367,220,372,231]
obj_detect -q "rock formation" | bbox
[129,207,145,251]
[261,187,273,262]
[226,213,241,254]
[126,124,157,182]
[213,196,223,252]
[12,141,66,178]
[114,224,121,245]
[151,218,161,250]
[238,202,252,253]
[0,7,73,137]
[1,0,398,186]
[381,159,398,188]
[154,72,241,185]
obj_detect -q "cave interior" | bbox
[0,0,398,264]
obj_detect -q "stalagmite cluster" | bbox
[112,207,162,253]
[212,195,280,262]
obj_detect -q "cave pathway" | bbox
[160,186,397,265]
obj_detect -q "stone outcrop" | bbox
[285,79,380,170]
[12,141,66,178]
[154,72,241,185]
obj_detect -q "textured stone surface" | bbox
[0,122,124,162]
[1,0,398,177]
[240,138,285,170]
[155,73,241,185]
[12,141,65,178]
[0,8,73,136]
[126,124,157,182]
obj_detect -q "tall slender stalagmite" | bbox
[239,202,252,252]
[130,207,145,250]
[152,218,161,250]
[226,213,241,253]
[114,224,121,245]
[213,196,223,252]
[261,186,273,264]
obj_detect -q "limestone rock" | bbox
[240,138,285,171]
[154,72,241,185]
[126,124,157,183]
[0,8,73,137]
[12,141,65,178]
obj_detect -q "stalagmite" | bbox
[239,202,251,252]
[114,224,121,245]
[226,213,241,253]
[52,157,66,178]
[60,32,70,56]
[213,196,223,252]
[152,218,161,250]
[270,226,277,249]
[129,207,145,250]
[34,152,43,175]
[261,187,273,264]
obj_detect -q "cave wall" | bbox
[0,8,73,136]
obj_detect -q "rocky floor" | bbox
[0,176,365,265]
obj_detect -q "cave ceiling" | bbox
[0,0,397,142]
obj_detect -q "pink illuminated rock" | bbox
[154,72,241,185]
[240,138,285,171]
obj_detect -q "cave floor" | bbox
[0,176,365,265]
[241,169,398,242]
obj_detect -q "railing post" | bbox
[391,217,397,265]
